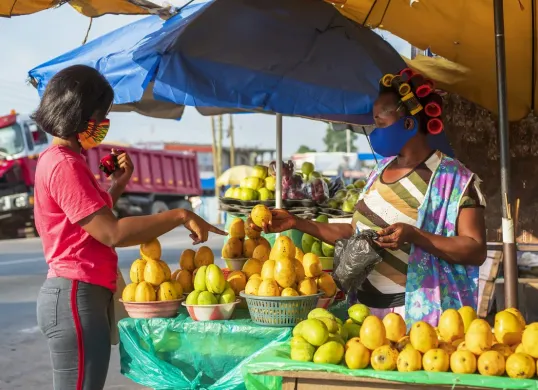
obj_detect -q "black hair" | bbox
[32,65,114,139]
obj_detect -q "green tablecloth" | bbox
[242,344,538,390]
[118,308,291,390]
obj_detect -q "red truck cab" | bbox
[0,111,201,238]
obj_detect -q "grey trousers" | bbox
[37,277,113,390]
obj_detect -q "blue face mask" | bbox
[369,117,418,157]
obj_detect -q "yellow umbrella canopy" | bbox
[332,0,534,121]
[1,0,167,18]
[216,166,254,187]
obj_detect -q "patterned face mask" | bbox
[78,119,110,150]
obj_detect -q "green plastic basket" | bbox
[240,291,323,327]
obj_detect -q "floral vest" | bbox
[361,153,479,326]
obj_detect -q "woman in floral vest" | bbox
[250,69,487,327]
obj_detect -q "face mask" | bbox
[78,119,110,150]
[369,117,418,157]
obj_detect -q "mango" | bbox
[243,239,258,258]
[219,287,236,304]
[129,259,146,283]
[313,341,344,365]
[343,323,361,340]
[450,350,477,374]
[264,176,276,191]
[438,341,456,356]
[505,308,526,328]
[321,242,335,257]
[301,319,329,346]
[438,309,465,343]
[316,272,336,298]
[291,343,316,362]
[258,279,280,297]
[308,308,336,321]
[281,287,299,296]
[348,303,370,324]
[245,278,262,295]
[295,247,305,262]
[157,281,179,301]
[397,346,422,372]
[186,290,201,305]
[494,310,523,345]
[360,316,386,351]
[179,249,196,271]
[293,259,306,283]
[261,260,276,280]
[423,349,449,372]
[395,336,412,352]
[197,291,218,305]
[327,333,346,345]
[506,352,536,379]
[193,265,208,291]
[122,283,138,302]
[370,345,399,371]
[491,343,513,359]
[270,236,296,260]
[383,313,407,343]
[194,246,214,268]
[206,264,226,294]
[242,258,262,279]
[229,218,245,239]
[410,321,438,354]
[297,277,317,296]
[170,280,183,296]
[158,260,172,281]
[465,319,493,355]
[251,204,272,228]
[252,245,270,262]
[135,281,156,302]
[293,320,307,337]
[222,237,244,259]
[477,350,505,376]
[458,306,477,333]
[301,234,316,253]
[345,338,371,369]
[302,253,322,277]
[336,323,349,341]
[311,241,323,257]
[140,238,161,261]
[244,221,261,239]
[521,323,538,358]
[144,259,166,286]
[317,317,339,334]
[176,269,194,293]
[227,271,247,295]
[274,257,296,288]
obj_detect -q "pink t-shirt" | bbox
[34,145,118,291]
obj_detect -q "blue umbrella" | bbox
[28,0,405,125]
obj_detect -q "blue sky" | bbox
[0,4,411,156]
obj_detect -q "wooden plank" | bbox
[479,250,502,281]
[477,279,495,318]
[266,371,488,389]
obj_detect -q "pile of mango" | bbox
[224,165,276,201]
[184,264,236,305]
[221,216,272,260]
[122,238,182,302]
[291,304,538,380]
[301,215,335,257]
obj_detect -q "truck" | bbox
[0,111,202,238]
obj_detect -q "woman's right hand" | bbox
[183,210,227,244]
[247,209,296,234]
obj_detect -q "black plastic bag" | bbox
[333,230,383,295]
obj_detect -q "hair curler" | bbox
[409,74,433,98]
[399,68,415,82]
[424,94,443,117]
[401,92,423,115]
[391,75,412,96]
[427,118,444,134]
[381,74,395,88]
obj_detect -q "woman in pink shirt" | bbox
[33,65,225,390]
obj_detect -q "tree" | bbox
[323,125,358,152]
[296,145,316,154]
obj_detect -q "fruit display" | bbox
[184,264,237,305]
[320,179,366,216]
[223,164,276,202]
[122,238,182,303]
[301,215,335,258]
[289,304,538,380]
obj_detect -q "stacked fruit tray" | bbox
[219,198,318,219]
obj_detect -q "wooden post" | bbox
[229,114,235,168]
[216,115,224,224]
[211,116,219,198]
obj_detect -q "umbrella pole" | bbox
[275,114,283,210]
[493,0,518,309]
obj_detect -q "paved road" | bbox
[0,228,226,390]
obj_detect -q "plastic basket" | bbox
[240,291,323,327]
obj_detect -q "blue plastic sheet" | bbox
[119,309,291,390]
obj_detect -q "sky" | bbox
[0,3,412,157]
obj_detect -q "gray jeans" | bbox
[37,277,113,390]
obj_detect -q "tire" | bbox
[150,200,169,215]
[169,199,193,211]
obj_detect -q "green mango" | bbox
[313,341,344,364]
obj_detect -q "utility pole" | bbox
[211,116,218,196]
[228,114,235,168]
[216,115,223,224]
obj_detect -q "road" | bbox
[0,228,226,390]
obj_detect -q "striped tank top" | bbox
[352,150,484,303]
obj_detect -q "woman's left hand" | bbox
[111,149,134,188]
[375,223,417,250]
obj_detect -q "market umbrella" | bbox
[28,0,405,126]
[0,0,170,18]
[330,0,534,122]
[216,166,254,187]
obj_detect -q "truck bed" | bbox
[85,145,202,196]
